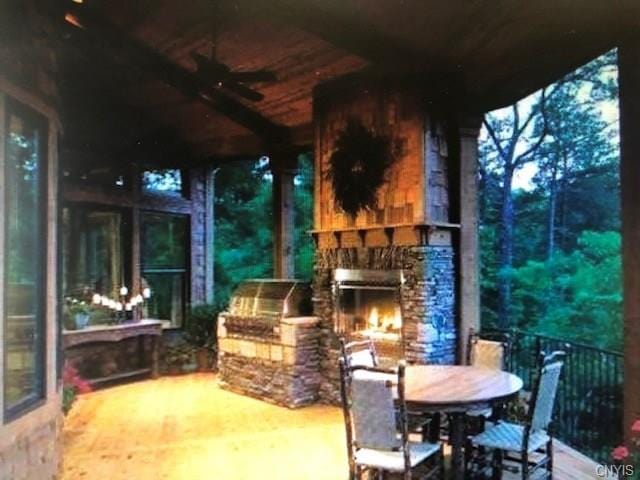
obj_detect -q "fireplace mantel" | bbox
[311,222,458,249]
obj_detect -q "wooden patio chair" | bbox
[466,351,565,480]
[339,337,435,440]
[340,338,379,369]
[467,329,511,371]
[466,329,512,425]
[339,358,443,480]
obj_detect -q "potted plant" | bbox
[65,299,92,330]
[183,304,218,372]
[164,345,191,375]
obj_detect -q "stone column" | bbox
[271,152,298,279]
[619,37,640,440]
[205,165,217,304]
[458,116,482,363]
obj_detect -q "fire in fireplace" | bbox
[333,269,404,358]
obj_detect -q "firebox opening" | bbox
[338,288,401,342]
[333,269,404,359]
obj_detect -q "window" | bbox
[141,213,188,327]
[62,206,129,299]
[4,98,48,419]
[61,206,131,324]
[141,169,183,197]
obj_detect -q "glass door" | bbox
[141,212,189,328]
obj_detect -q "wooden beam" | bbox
[271,151,298,279]
[618,35,640,442]
[457,116,482,364]
[62,5,289,142]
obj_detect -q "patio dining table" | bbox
[405,365,523,480]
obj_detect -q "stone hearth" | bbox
[313,245,455,404]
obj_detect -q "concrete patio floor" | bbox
[61,373,601,479]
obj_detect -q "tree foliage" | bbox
[214,154,315,309]
[480,50,621,350]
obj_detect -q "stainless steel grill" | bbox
[225,279,312,338]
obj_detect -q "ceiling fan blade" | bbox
[220,81,265,102]
[191,52,230,76]
[229,70,277,83]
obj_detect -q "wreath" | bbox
[326,119,393,217]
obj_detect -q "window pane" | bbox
[141,213,188,269]
[5,103,46,414]
[141,213,188,328]
[63,207,127,300]
[143,272,185,328]
[142,169,183,196]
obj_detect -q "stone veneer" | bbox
[0,411,62,480]
[313,245,456,404]
[217,315,321,408]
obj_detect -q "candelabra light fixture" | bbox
[91,285,152,323]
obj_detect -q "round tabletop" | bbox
[404,365,523,411]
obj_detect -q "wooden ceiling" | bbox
[54,0,637,164]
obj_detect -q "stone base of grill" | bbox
[217,315,321,408]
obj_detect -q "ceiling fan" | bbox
[190,1,277,102]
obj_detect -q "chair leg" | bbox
[547,438,553,477]
[521,452,529,480]
[428,412,441,443]
[491,449,503,480]
[464,438,474,480]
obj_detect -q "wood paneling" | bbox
[50,1,635,158]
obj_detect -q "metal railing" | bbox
[487,328,623,463]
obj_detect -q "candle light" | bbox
[92,293,101,305]
[125,303,132,311]
[142,287,151,299]
[120,286,128,296]
[101,296,110,307]
[116,302,123,311]
[135,294,144,304]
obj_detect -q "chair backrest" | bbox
[467,329,510,370]
[529,351,565,432]
[340,338,378,369]
[351,368,401,450]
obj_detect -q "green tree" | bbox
[510,231,622,350]
[479,49,621,348]
[214,154,315,308]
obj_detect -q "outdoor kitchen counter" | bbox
[217,314,322,408]
[63,320,164,385]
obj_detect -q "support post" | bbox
[131,164,142,295]
[205,166,217,304]
[271,152,298,279]
[619,37,640,440]
[458,116,482,364]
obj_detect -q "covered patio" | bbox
[1,0,640,479]
[61,374,599,480]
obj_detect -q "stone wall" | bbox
[217,316,321,408]
[0,409,62,480]
[0,4,63,479]
[313,244,456,404]
[189,167,208,305]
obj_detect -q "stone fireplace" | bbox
[312,78,459,403]
[333,268,404,359]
